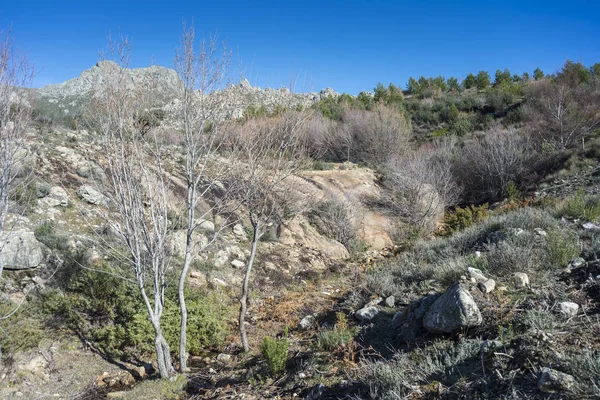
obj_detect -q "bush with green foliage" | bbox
[260,328,289,375]
[441,204,489,236]
[316,312,356,351]
[558,190,600,222]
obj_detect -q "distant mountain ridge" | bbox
[36,61,342,121]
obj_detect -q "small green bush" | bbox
[441,204,489,236]
[316,312,356,351]
[260,328,289,375]
[44,263,233,359]
[545,228,580,268]
[558,190,600,222]
[0,301,45,360]
[519,309,558,332]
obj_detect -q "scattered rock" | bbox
[481,340,504,352]
[538,367,575,393]
[385,296,395,308]
[534,228,548,237]
[230,259,245,269]
[233,224,246,237]
[559,302,579,317]
[77,185,106,205]
[298,315,316,330]
[582,222,600,232]
[355,306,379,322]
[366,297,383,307]
[209,277,227,288]
[423,283,483,334]
[197,219,215,233]
[107,392,126,399]
[511,272,529,287]
[392,293,439,340]
[216,353,231,362]
[568,257,585,269]
[467,267,488,283]
[1,231,44,270]
[478,279,496,294]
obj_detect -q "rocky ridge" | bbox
[36,62,342,122]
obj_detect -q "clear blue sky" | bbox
[1,0,599,94]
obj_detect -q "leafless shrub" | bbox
[307,192,357,251]
[337,104,411,165]
[382,140,461,234]
[453,125,534,203]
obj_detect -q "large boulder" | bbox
[1,231,44,270]
[392,293,440,340]
[538,368,574,393]
[423,283,482,334]
[77,185,107,205]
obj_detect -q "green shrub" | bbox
[544,228,580,268]
[558,190,600,222]
[358,339,482,399]
[504,181,520,202]
[519,309,558,332]
[440,204,489,236]
[565,351,600,397]
[316,312,356,351]
[0,301,45,360]
[260,328,289,375]
[44,264,233,359]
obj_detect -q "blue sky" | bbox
[1,0,599,94]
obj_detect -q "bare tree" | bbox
[526,73,600,150]
[228,112,307,352]
[173,23,234,372]
[89,36,173,378]
[0,29,34,278]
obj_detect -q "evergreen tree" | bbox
[533,67,544,80]
[463,73,477,89]
[374,82,387,103]
[406,77,419,95]
[447,77,460,92]
[476,70,491,89]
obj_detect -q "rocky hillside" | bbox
[34,62,341,123]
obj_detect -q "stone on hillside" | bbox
[77,185,106,205]
[216,353,231,362]
[423,283,482,334]
[197,219,215,233]
[467,267,488,283]
[559,302,579,317]
[511,272,529,287]
[568,257,585,269]
[478,279,496,294]
[385,296,395,308]
[366,297,383,307]
[231,259,245,269]
[355,306,379,322]
[233,223,246,237]
[534,228,548,237]
[538,368,574,393]
[1,231,44,270]
[298,315,315,330]
[392,293,440,340]
[480,340,504,353]
[582,222,600,232]
[49,186,69,207]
